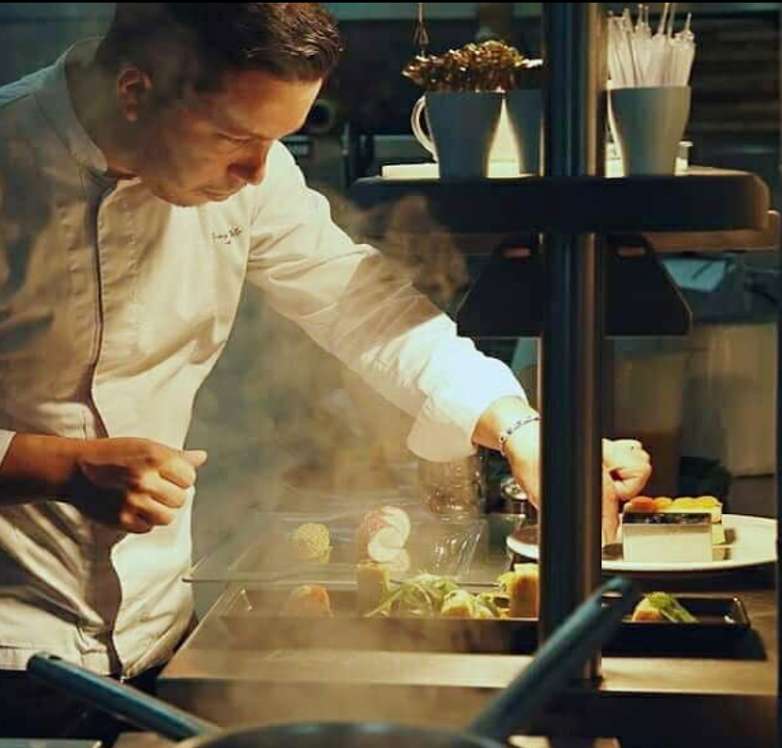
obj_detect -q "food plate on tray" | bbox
[216,584,752,658]
[507,514,777,573]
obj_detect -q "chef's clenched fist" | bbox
[601,437,652,542]
[69,437,207,533]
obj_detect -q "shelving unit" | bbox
[349,175,776,339]
[349,1,776,706]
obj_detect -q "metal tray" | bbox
[215,586,751,658]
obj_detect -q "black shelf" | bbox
[348,168,773,337]
[348,168,770,237]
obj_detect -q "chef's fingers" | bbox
[118,506,155,534]
[602,439,645,470]
[610,438,643,452]
[610,462,653,502]
[159,457,198,489]
[183,450,208,468]
[137,474,188,509]
[120,517,153,534]
[509,462,540,508]
[125,492,176,527]
[602,469,620,544]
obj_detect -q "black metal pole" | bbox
[538,2,605,683]
[777,194,781,748]
[777,11,782,746]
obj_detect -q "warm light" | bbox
[487,100,521,177]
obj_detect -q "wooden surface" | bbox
[641,209,779,253]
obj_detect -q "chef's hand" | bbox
[67,438,207,534]
[504,430,651,544]
[473,397,652,543]
[601,438,652,543]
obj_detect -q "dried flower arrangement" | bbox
[403,40,541,92]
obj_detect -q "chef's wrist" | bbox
[472,396,540,454]
[0,433,85,499]
[43,435,86,497]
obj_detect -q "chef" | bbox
[0,3,651,738]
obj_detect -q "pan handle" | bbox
[468,575,638,742]
[27,652,220,741]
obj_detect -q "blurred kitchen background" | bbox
[0,3,779,573]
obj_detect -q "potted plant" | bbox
[403,40,530,179]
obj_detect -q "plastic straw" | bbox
[607,2,695,88]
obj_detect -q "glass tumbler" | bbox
[417,452,486,520]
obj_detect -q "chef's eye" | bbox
[219,133,250,145]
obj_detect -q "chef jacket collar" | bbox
[34,39,114,182]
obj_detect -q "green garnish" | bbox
[363,571,518,619]
[645,592,698,623]
[365,573,460,618]
[476,591,507,617]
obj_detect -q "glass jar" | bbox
[417,452,486,520]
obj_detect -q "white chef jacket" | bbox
[0,46,526,677]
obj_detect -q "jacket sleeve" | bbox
[245,143,526,461]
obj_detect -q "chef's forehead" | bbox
[178,70,320,140]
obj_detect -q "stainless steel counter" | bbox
[159,566,776,748]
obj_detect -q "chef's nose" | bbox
[229,144,268,186]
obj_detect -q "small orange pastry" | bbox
[623,496,656,513]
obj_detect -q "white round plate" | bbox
[506,514,777,573]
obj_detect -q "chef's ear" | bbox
[116,65,154,123]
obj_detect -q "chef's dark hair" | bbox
[96,3,342,98]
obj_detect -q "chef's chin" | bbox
[153,187,210,208]
[147,181,233,207]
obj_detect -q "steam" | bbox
[202,673,480,731]
[190,186,474,539]
[3,5,507,727]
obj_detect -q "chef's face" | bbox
[122,68,321,206]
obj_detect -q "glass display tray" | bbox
[185,503,487,585]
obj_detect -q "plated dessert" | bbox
[621,495,725,563]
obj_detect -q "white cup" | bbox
[505,88,543,175]
[608,86,691,176]
[411,91,503,179]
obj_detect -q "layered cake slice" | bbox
[660,496,725,545]
[620,496,723,563]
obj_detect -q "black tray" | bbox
[216,587,751,659]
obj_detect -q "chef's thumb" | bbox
[183,449,208,467]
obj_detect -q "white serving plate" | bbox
[506,514,777,573]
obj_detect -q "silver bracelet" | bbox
[498,415,540,457]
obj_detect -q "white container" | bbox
[608,86,691,175]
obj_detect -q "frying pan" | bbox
[28,576,637,747]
